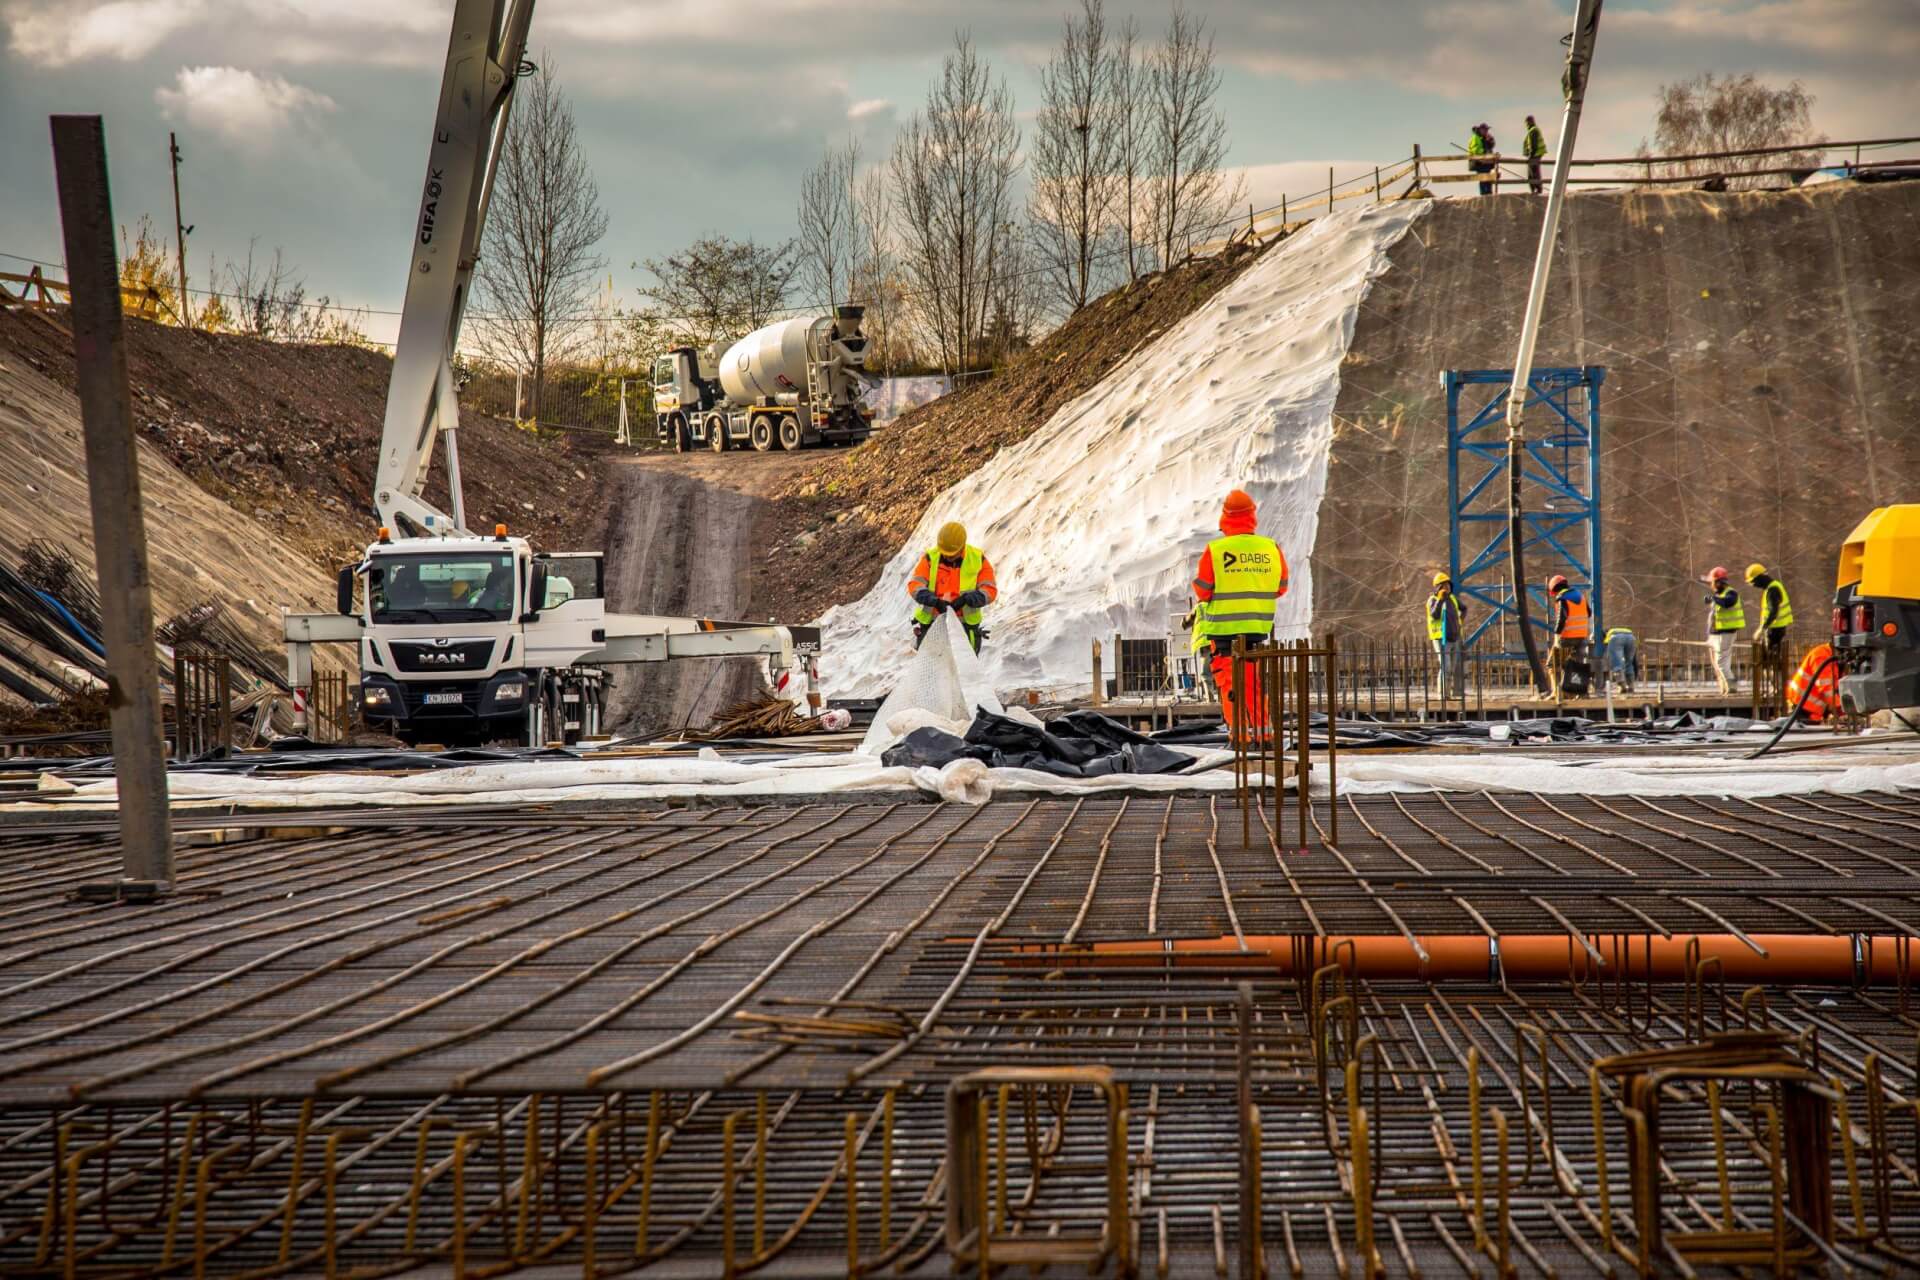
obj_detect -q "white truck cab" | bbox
[345,529,609,744]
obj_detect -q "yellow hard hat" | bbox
[1744,562,1767,582]
[1432,571,1451,586]
[937,521,967,557]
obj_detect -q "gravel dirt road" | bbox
[598,449,816,736]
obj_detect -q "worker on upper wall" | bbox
[1192,489,1288,742]
[1702,566,1743,696]
[1546,574,1590,699]
[907,521,996,653]
[1467,123,1498,195]
[1522,114,1548,194]
[1748,561,1794,665]
[1426,571,1467,701]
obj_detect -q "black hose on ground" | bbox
[1743,654,1839,760]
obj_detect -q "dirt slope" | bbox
[1314,182,1920,641]
[760,241,1266,622]
[598,452,814,736]
[0,339,347,682]
[0,311,609,573]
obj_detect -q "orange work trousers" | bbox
[1210,652,1271,744]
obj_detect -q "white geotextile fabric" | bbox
[13,745,1917,814]
[817,200,1431,700]
[10,743,1240,812]
[857,612,1004,756]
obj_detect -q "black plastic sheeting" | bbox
[883,710,1196,778]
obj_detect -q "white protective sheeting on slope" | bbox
[858,611,1004,755]
[817,200,1431,699]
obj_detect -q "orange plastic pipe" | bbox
[1010,934,1916,986]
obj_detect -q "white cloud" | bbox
[5,0,203,65]
[847,98,893,121]
[155,65,336,148]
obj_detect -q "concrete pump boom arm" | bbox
[1503,0,1603,693]
[373,0,534,538]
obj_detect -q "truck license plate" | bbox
[423,692,463,706]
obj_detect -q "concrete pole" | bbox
[51,115,174,893]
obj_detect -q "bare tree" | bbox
[473,56,610,421]
[983,222,1044,364]
[223,239,304,337]
[634,234,798,349]
[1145,4,1243,265]
[1639,73,1826,189]
[889,32,1021,376]
[1108,14,1149,282]
[848,165,903,374]
[1029,0,1120,315]
[797,140,860,309]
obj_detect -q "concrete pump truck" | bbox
[282,0,817,747]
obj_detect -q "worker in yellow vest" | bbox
[1191,489,1289,741]
[907,521,997,653]
[1701,565,1743,695]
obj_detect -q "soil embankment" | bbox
[1314,182,1920,641]
[598,451,814,735]
[0,310,610,574]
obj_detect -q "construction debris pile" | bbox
[0,540,293,748]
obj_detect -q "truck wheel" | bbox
[777,415,802,450]
[751,417,775,452]
[709,418,727,452]
[671,416,689,452]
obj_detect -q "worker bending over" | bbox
[1702,566,1742,695]
[908,521,996,653]
[1427,572,1467,700]
[1546,574,1590,699]
[1602,625,1637,694]
[1192,489,1288,741]
[1786,641,1839,723]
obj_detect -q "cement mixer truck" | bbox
[652,306,877,453]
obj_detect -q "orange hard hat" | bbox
[1547,574,1569,592]
[1222,489,1256,517]
[1709,565,1729,581]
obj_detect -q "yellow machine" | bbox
[1832,504,1920,714]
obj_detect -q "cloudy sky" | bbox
[3,0,1914,342]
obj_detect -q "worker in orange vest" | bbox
[907,521,997,652]
[1786,642,1840,723]
[1190,489,1289,742]
[1546,574,1591,699]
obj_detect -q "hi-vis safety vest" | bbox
[1524,125,1546,158]
[1197,534,1283,641]
[911,545,987,626]
[1787,643,1836,722]
[1762,580,1795,630]
[1711,587,1745,632]
[1556,591,1591,640]
[1426,592,1456,643]
[1468,133,1490,157]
